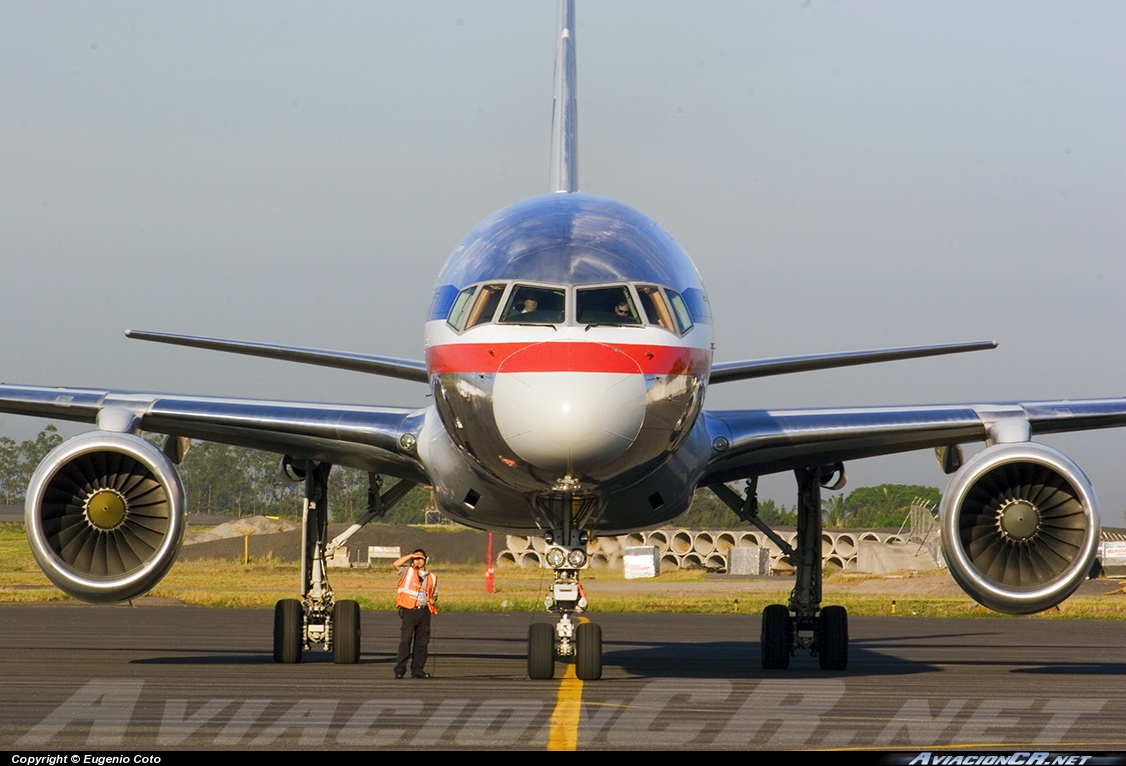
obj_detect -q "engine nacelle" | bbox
[25,431,186,603]
[940,442,1100,615]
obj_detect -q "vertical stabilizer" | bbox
[549,0,578,193]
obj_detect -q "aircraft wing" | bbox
[700,398,1126,485]
[125,329,429,383]
[0,383,428,482]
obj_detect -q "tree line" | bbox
[0,426,63,505]
[0,426,432,524]
[679,483,941,529]
[2,426,939,528]
[168,439,436,524]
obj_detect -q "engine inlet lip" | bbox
[939,441,1100,614]
[25,431,186,601]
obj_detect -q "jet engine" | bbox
[25,431,186,603]
[939,442,1099,615]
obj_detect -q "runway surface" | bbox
[3,603,1126,750]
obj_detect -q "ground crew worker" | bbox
[392,548,438,678]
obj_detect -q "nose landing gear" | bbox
[527,484,603,680]
[528,561,602,680]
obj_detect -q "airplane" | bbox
[0,0,1121,678]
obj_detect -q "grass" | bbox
[5,523,1126,619]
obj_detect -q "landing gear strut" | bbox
[527,485,603,680]
[712,466,849,670]
[529,564,601,680]
[272,460,416,664]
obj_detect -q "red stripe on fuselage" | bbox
[427,342,710,376]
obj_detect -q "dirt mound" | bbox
[207,516,299,539]
[179,522,490,565]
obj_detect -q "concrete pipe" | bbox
[648,529,671,553]
[705,552,727,571]
[775,532,797,558]
[681,552,704,569]
[590,552,611,568]
[693,531,716,556]
[625,532,647,547]
[826,554,846,571]
[506,535,530,553]
[834,533,858,558]
[597,536,622,555]
[738,532,760,548]
[771,553,795,574]
[519,550,542,568]
[497,550,518,567]
[530,536,547,553]
[822,532,835,557]
[660,552,681,570]
[755,532,782,557]
[671,529,694,556]
[714,531,737,555]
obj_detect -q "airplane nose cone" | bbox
[492,343,646,472]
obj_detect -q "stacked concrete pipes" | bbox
[498,530,904,572]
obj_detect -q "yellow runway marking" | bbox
[547,616,589,751]
[547,662,583,750]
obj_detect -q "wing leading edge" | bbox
[701,397,1126,485]
[0,383,428,481]
[708,340,996,384]
[125,329,429,383]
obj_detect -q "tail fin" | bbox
[549,0,578,193]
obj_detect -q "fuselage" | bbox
[418,193,716,533]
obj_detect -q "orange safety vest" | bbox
[396,566,438,614]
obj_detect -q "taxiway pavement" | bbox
[3,604,1124,750]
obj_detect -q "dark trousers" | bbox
[396,606,431,676]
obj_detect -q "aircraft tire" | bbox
[575,621,602,680]
[761,604,790,670]
[274,599,303,664]
[818,605,848,671]
[332,599,361,664]
[528,623,555,680]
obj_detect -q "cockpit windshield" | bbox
[446,280,694,335]
[499,285,566,325]
[576,286,640,326]
[466,284,505,329]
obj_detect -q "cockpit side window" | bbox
[576,285,641,326]
[500,285,566,324]
[636,285,676,331]
[465,283,505,329]
[666,289,695,333]
[446,286,476,330]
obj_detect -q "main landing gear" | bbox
[527,485,603,681]
[712,465,850,671]
[272,459,416,664]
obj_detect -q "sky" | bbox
[2,1,1124,521]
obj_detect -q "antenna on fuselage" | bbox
[549,0,578,193]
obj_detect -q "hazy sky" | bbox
[2,2,1124,520]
